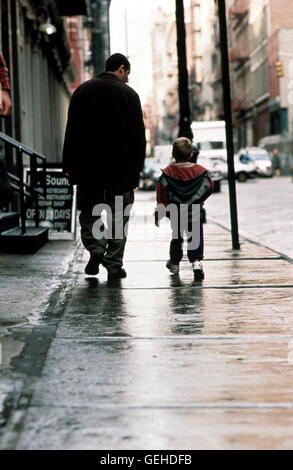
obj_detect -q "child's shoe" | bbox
[192,260,204,280]
[166,260,179,275]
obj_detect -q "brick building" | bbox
[67,15,93,92]
[211,0,293,159]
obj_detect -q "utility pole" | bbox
[91,0,111,75]
[218,0,240,250]
[124,8,129,57]
[175,0,193,140]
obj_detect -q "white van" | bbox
[191,121,226,159]
[192,121,257,182]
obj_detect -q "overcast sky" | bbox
[110,0,180,104]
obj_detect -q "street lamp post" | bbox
[218,0,240,250]
[175,0,193,140]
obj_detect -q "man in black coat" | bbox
[63,53,146,278]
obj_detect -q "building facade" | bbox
[212,0,293,161]
[188,0,217,122]
[0,0,91,165]
[150,7,177,144]
[67,15,93,92]
[150,1,218,145]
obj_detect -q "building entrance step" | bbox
[0,226,49,253]
[0,212,19,234]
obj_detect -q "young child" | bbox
[155,137,213,280]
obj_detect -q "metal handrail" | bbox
[0,132,47,234]
[0,132,46,161]
[8,172,44,195]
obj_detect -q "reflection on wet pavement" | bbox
[2,191,293,450]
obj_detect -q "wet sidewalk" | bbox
[1,193,293,450]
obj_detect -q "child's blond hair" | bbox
[172,137,193,162]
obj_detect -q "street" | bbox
[205,176,293,260]
[1,180,293,450]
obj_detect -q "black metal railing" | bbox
[0,132,47,234]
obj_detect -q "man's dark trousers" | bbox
[78,187,134,274]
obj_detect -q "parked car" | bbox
[207,155,255,182]
[197,156,223,192]
[236,147,274,178]
[139,159,162,191]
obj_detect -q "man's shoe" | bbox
[85,253,104,276]
[107,267,127,279]
[166,260,179,275]
[192,260,204,280]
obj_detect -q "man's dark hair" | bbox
[106,53,130,72]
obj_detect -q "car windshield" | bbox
[197,142,226,150]
[249,153,270,161]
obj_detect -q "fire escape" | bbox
[228,1,248,22]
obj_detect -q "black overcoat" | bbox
[62,73,146,192]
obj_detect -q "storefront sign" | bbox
[25,169,76,240]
